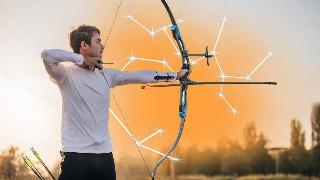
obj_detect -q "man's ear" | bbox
[80,41,87,50]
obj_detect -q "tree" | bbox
[243,122,257,149]
[309,144,320,175]
[278,149,294,173]
[311,103,320,148]
[309,103,320,175]
[250,133,274,174]
[242,122,274,174]
[0,146,17,179]
[0,146,34,180]
[220,141,250,175]
[288,119,310,173]
[291,119,306,149]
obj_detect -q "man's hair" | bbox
[69,25,100,53]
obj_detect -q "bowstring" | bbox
[102,0,152,177]
[103,0,124,48]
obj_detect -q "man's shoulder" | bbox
[67,64,82,72]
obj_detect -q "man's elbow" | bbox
[41,49,55,64]
[41,49,49,60]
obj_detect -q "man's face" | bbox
[83,31,104,58]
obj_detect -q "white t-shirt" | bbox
[41,49,177,153]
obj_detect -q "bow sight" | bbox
[188,46,213,66]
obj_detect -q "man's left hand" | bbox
[177,69,191,80]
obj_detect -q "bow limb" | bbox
[151,117,185,180]
[161,0,177,25]
[151,85,187,180]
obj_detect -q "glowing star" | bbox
[157,128,164,134]
[268,49,273,57]
[210,50,218,56]
[162,59,167,69]
[191,60,197,66]
[128,55,136,62]
[219,73,226,80]
[171,156,179,161]
[231,106,238,120]
[150,27,156,38]
[222,16,227,22]
[231,108,238,114]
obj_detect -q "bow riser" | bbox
[179,85,188,118]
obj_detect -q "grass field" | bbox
[176,174,320,180]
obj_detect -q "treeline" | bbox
[174,103,320,176]
[176,122,273,176]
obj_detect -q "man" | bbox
[41,25,188,180]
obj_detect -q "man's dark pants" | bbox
[59,152,116,180]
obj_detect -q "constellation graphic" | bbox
[109,14,273,161]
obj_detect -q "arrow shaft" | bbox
[191,81,277,85]
[23,156,45,180]
[31,148,56,180]
[143,81,277,88]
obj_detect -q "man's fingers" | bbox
[95,58,102,64]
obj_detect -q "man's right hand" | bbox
[79,56,103,71]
